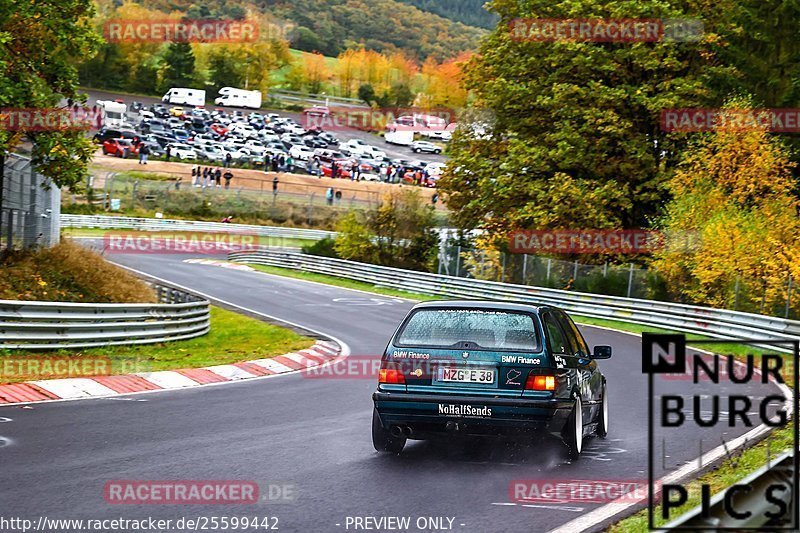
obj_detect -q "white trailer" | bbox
[214,88,262,109]
[384,128,414,146]
[96,100,127,128]
[162,88,206,107]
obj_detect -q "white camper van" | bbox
[162,88,206,107]
[214,88,262,109]
[384,128,414,146]
[96,100,127,128]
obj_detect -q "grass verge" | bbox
[0,306,313,384]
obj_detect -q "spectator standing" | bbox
[286,155,294,173]
[139,142,149,165]
[215,168,222,188]
[271,154,279,173]
[331,162,338,179]
[165,145,171,162]
[335,190,342,204]
[202,167,209,188]
[224,152,232,168]
[223,169,233,188]
[431,192,439,206]
[272,176,279,195]
[385,165,392,183]
[326,187,334,205]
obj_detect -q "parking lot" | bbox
[86,89,449,188]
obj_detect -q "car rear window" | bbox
[395,308,541,352]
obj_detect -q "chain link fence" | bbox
[437,244,797,320]
[63,174,376,229]
[0,154,60,250]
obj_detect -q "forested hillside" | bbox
[397,0,498,29]
[136,0,484,60]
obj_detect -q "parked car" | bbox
[194,144,225,162]
[289,144,315,161]
[171,129,190,142]
[165,143,197,160]
[93,127,137,144]
[169,106,185,117]
[102,138,139,158]
[150,104,169,118]
[410,140,442,154]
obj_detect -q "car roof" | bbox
[409,299,560,316]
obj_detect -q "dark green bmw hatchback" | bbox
[372,300,612,458]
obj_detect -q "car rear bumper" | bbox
[373,391,573,438]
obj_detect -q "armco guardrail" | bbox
[0,284,210,349]
[61,214,335,241]
[229,250,800,352]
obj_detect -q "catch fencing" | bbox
[0,154,60,250]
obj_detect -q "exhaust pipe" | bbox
[402,426,413,437]
[390,425,404,438]
[445,421,461,432]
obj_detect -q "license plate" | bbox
[437,367,495,384]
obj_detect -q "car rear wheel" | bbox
[596,383,609,438]
[372,408,405,454]
[564,395,583,460]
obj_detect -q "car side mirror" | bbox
[593,345,612,359]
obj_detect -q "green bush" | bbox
[302,237,340,258]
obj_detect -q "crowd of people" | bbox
[191,165,234,189]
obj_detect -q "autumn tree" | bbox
[439,0,743,239]
[334,189,439,271]
[0,0,102,190]
[652,98,800,315]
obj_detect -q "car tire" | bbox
[413,148,419,153]
[596,383,609,438]
[435,149,441,154]
[372,408,405,454]
[564,395,584,460]
[102,148,108,155]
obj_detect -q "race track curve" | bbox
[0,248,783,533]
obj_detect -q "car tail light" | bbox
[379,367,405,384]
[525,374,556,391]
